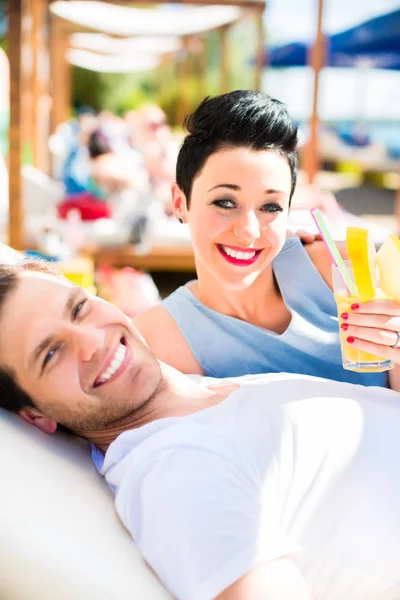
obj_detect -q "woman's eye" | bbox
[73,299,86,320]
[43,347,58,369]
[212,199,236,210]
[261,203,283,214]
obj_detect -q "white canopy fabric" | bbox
[66,48,160,73]
[50,1,243,37]
[69,33,182,55]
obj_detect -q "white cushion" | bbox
[0,409,171,600]
[22,164,64,216]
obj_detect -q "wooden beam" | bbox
[305,0,325,184]
[53,0,266,8]
[83,244,196,272]
[7,0,26,249]
[32,0,50,173]
[254,7,264,91]
[50,14,70,133]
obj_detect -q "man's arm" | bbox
[216,557,315,600]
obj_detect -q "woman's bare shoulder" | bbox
[305,240,348,289]
[133,305,203,374]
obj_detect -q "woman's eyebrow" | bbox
[207,184,240,193]
[266,189,289,197]
[207,183,287,196]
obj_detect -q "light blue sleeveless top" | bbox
[162,238,388,387]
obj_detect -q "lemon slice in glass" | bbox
[376,234,400,302]
[346,227,376,302]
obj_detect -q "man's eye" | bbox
[43,347,58,369]
[73,299,87,320]
[261,203,283,213]
[212,199,236,209]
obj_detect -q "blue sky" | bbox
[266,0,400,44]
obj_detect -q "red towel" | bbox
[58,193,111,221]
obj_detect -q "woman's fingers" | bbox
[341,311,400,333]
[344,335,398,362]
[350,300,400,316]
[342,324,399,348]
[338,299,400,362]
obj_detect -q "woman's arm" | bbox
[133,305,203,374]
[305,240,348,290]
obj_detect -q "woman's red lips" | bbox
[217,244,262,266]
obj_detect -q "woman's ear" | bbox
[18,408,58,434]
[171,181,188,222]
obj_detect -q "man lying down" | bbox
[0,260,399,600]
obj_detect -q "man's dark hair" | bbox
[176,90,298,208]
[0,260,61,413]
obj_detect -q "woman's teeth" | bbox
[221,246,256,260]
[98,343,126,384]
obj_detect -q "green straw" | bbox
[310,208,358,296]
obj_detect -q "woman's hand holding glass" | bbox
[341,299,400,362]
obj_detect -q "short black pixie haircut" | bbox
[176,90,298,208]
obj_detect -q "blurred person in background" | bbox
[130,103,180,215]
[59,107,98,195]
[134,90,400,391]
[88,129,155,248]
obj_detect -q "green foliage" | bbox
[72,67,105,112]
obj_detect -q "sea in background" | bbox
[263,67,400,159]
[299,121,400,159]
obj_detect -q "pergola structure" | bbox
[6,0,266,250]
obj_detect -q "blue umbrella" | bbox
[268,44,400,71]
[267,9,400,70]
[331,9,400,54]
[267,43,308,68]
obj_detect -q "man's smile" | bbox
[94,338,129,387]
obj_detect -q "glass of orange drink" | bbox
[332,260,394,373]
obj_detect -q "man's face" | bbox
[0,271,163,432]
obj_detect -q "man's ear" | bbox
[171,181,188,221]
[18,408,58,434]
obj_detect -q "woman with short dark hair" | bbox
[134,90,397,389]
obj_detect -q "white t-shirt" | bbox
[94,373,400,600]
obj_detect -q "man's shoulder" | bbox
[103,413,235,484]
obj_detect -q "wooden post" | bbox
[254,7,264,91]
[32,0,50,173]
[21,0,34,167]
[64,45,72,123]
[7,0,28,249]
[50,14,70,133]
[305,0,325,184]
[219,24,230,94]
